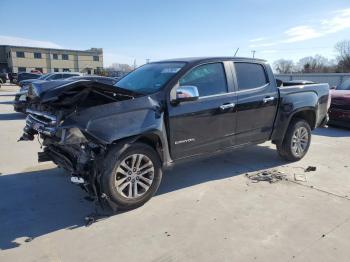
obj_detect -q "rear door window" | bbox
[235,63,268,90]
[179,63,228,97]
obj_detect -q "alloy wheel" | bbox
[115,154,155,199]
[291,126,309,157]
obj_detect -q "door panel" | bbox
[167,62,237,160]
[233,62,278,144]
[168,94,237,159]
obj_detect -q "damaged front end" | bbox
[19,80,159,209]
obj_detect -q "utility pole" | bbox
[133,59,137,70]
[251,50,256,58]
[146,59,150,64]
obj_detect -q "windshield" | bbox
[337,79,350,90]
[38,73,53,80]
[115,62,186,94]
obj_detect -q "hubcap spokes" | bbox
[115,154,154,199]
[291,127,309,156]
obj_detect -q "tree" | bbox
[297,55,334,73]
[273,59,294,74]
[335,40,350,72]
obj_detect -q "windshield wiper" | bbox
[113,85,144,96]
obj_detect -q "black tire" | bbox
[277,118,311,161]
[101,142,162,210]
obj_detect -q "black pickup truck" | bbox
[19,57,330,210]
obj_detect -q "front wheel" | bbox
[101,142,163,210]
[277,118,311,161]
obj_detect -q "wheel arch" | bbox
[271,106,316,145]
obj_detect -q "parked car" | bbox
[30,70,43,74]
[17,72,41,84]
[328,78,350,128]
[0,72,8,85]
[19,57,329,210]
[13,75,115,113]
[8,73,18,84]
[19,72,82,89]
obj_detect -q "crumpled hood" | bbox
[29,79,139,103]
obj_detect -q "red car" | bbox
[328,79,350,128]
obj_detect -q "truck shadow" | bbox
[0,113,26,121]
[158,144,283,195]
[0,144,283,250]
[0,168,94,250]
[313,126,350,137]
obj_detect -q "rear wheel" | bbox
[101,142,162,210]
[277,118,311,161]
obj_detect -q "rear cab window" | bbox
[179,62,228,97]
[234,62,268,90]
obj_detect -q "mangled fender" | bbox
[60,95,164,144]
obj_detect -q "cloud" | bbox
[282,26,324,43]
[282,8,350,43]
[322,8,350,33]
[260,50,278,54]
[249,37,267,42]
[251,7,350,47]
[0,35,62,48]
[249,42,277,48]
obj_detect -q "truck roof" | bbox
[157,57,266,64]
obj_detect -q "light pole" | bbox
[251,50,256,58]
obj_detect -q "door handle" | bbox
[263,97,275,103]
[219,103,235,111]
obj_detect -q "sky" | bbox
[1,0,350,67]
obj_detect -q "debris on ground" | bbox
[24,237,34,243]
[305,166,317,172]
[246,170,286,183]
[84,212,110,226]
[294,173,307,182]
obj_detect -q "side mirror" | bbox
[173,86,199,103]
[330,86,337,90]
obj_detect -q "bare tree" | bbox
[273,59,294,74]
[335,40,350,72]
[297,55,334,73]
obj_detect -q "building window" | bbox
[63,68,70,72]
[93,56,99,61]
[16,51,25,58]
[35,68,43,73]
[8,51,11,58]
[62,54,69,60]
[54,68,59,72]
[18,67,26,72]
[53,54,58,60]
[34,52,42,59]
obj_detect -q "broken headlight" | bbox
[61,128,88,144]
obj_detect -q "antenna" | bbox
[234,48,239,57]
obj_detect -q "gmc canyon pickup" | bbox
[19,57,330,210]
